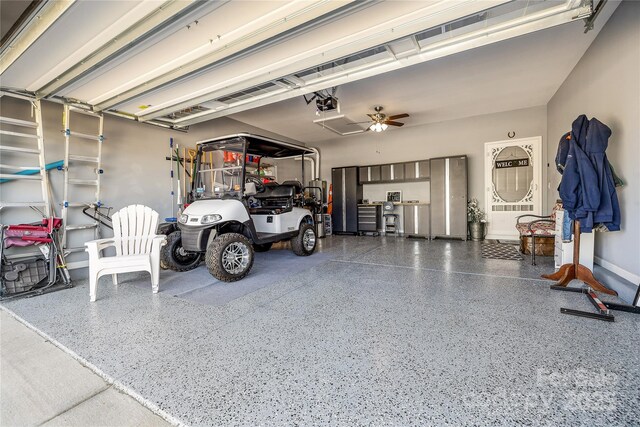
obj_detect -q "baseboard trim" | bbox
[594,256,640,285]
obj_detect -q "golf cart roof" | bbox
[196,133,315,158]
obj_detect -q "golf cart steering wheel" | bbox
[245,176,265,193]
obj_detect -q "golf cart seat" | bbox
[254,184,295,199]
[251,184,295,214]
[281,180,303,195]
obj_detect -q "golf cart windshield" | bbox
[193,140,249,200]
[192,134,318,201]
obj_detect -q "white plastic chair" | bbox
[85,205,166,302]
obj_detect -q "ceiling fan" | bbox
[364,106,409,132]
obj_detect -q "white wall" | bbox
[318,106,548,212]
[363,182,430,204]
[546,0,640,282]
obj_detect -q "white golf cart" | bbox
[162,134,321,281]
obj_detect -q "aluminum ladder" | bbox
[61,104,104,263]
[0,91,51,217]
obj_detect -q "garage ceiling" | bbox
[0,0,616,141]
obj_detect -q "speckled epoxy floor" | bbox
[2,236,639,426]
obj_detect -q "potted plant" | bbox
[467,198,487,241]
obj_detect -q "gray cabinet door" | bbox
[403,205,415,235]
[430,159,446,236]
[449,157,467,240]
[404,205,430,237]
[370,165,381,182]
[381,164,391,181]
[392,163,405,181]
[418,205,430,238]
[344,167,360,233]
[331,168,344,232]
[358,166,368,183]
[417,160,430,179]
[404,162,417,180]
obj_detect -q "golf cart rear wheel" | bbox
[291,223,316,256]
[206,233,254,282]
[253,242,272,252]
[162,231,203,272]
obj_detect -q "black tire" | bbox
[161,231,203,272]
[253,242,273,252]
[291,223,317,256]
[206,233,254,282]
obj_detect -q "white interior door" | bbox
[484,137,542,240]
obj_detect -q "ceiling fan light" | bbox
[369,123,376,132]
[381,123,388,131]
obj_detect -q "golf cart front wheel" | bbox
[206,233,255,282]
[291,223,317,256]
[161,231,203,271]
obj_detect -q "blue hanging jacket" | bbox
[558,115,620,232]
[584,117,620,231]
[559,115,600,231]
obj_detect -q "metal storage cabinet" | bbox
[403,205,430,238]
[381,164,391,181]
[430,156,467,240]
[358,166,368,184]
[430,159,446,236]
[404,161,429,180]
[331,168,344,232]
[358,205,381,233]
[404,162,417,180]
[392,163,405,181]
[331,167,362,234]
[448,156,467,239]
[370,165,381,182]
[417,160,430,178]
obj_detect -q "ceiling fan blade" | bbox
[366,113,377,120]
[387,113,409,120]
[384,120,405,127]
[346,121,373,125]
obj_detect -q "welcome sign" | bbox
[495,158,529,169]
